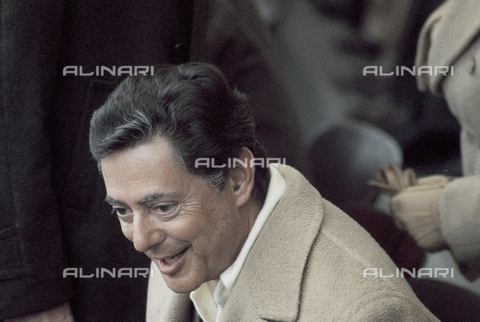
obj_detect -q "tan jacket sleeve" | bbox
[440,175,480,270]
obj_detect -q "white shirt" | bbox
[190,165,286,322]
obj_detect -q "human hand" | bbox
[390,175,453,251]
[369,163,417,196]
[5,303,74,322]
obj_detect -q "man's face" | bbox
[101,136,252,293]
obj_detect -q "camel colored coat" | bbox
[146,166,438,321]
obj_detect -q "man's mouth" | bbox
[162,248,188,265]
[156,247,189,275]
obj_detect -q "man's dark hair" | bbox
[89,62,270,203]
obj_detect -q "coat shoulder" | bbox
[300,199,439,320]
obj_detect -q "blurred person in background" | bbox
[373,0,480,294]
[370,0,480,319]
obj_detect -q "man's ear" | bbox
[227,147,255,208]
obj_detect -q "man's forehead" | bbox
[101,139,198,204]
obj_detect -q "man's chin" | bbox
[161,273,204,294]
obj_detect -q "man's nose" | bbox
[132,212,166,252]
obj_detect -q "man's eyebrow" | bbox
[138,193,168,205]
[104,196,126,206]
[138,192,183,205]
[105,193,179,206]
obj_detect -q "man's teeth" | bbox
[163,252,183,264]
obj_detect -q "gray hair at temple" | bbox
[89,62,270,203]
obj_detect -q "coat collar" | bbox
[147,166,324,321]
[220,166,324,321]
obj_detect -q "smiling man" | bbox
[101,137,259,294]
[89,63,438,321]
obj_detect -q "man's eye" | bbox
[111,208,129,217]
[154,203,177,214]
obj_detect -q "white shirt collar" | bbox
[190,165,286,322]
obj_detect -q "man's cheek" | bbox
[120,223,134,242]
